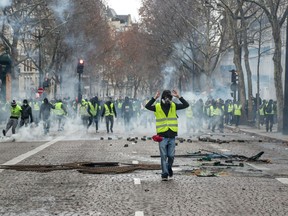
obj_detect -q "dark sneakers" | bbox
[2,129,6,136]
[162,176,168,181]
[168,168,173,177]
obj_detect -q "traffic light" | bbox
[230,69,238,83]
[77,59,84,74]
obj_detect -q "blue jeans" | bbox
[159,137,175,178]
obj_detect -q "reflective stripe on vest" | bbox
[154,103,178,133]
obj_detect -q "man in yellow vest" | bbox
[54,99,68,131]
[2,100,22,136]
[233,101,242,127]
[101,97,117,133]
[145,89,189,181]
[87,96,100,133]
[79,99,89,127]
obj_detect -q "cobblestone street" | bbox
[1,125,288,216]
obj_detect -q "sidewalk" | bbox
[226,124,288,142]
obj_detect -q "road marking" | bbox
[132,160,139,164]
[219,149,230,152]
[172,167,182,171]
[276,178,288,184]
[135,211,144,216]
[246,163,270,171]
[134,178,141,185]
[0,136,65,173]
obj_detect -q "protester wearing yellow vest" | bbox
[101,97,117,133]
[31,99,41,126]
[87,96,100,133]
[225,99,234,125]
[145,89,189,181]
[2,100,22,136]
[258,100,266,126]
[79,99,90,127]
[233,101,242,127]
[54,99,68,131]
[264,99,275,132]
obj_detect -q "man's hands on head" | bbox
[154,91,160,100]
[172,89,180,98]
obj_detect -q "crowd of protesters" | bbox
[0,93,277,136]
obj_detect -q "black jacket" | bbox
[21,104,33,122]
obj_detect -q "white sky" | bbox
[106,0,142,21]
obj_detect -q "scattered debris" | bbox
[0,162,161,174]
[190,169,229,177]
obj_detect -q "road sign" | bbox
[38,87,44,94]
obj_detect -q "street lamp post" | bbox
[283,16,288,134]
[77,59,84,103]
[37,29,43,88]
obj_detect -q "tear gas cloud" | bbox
[48,0,72,22]
[0,0,11,8]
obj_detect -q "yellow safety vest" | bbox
[11,105,22,118]
[234,104,242,116]
[154,103,178,133]
[88,102,98,116]
[54,102,65,115]
[104,103,114,116]
[80,102,89,116]
[228,104,233,113]
[32,102,40,111]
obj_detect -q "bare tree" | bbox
[245,0,288,131]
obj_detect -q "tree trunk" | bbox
[271,23,284,131]
[241,6,253,124]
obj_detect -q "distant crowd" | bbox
[0,94,277,136]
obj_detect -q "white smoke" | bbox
[161,64,176,89]
[0,0,11,8]
[48,0,73,22]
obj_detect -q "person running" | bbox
[121,96,133,132]
[87,96,100,133]
[19,99,33,127]
[2,100,22,136]
[264,99,275,132]
[101,97,117,133]
[145,89,189,181]
[54,99,68,131]
[39,98,55,135]
[79,99,90,127]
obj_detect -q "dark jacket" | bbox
[121,97,133,118]
[39,99,55,120]
[21,104,33,122]
[145,96,189,138]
